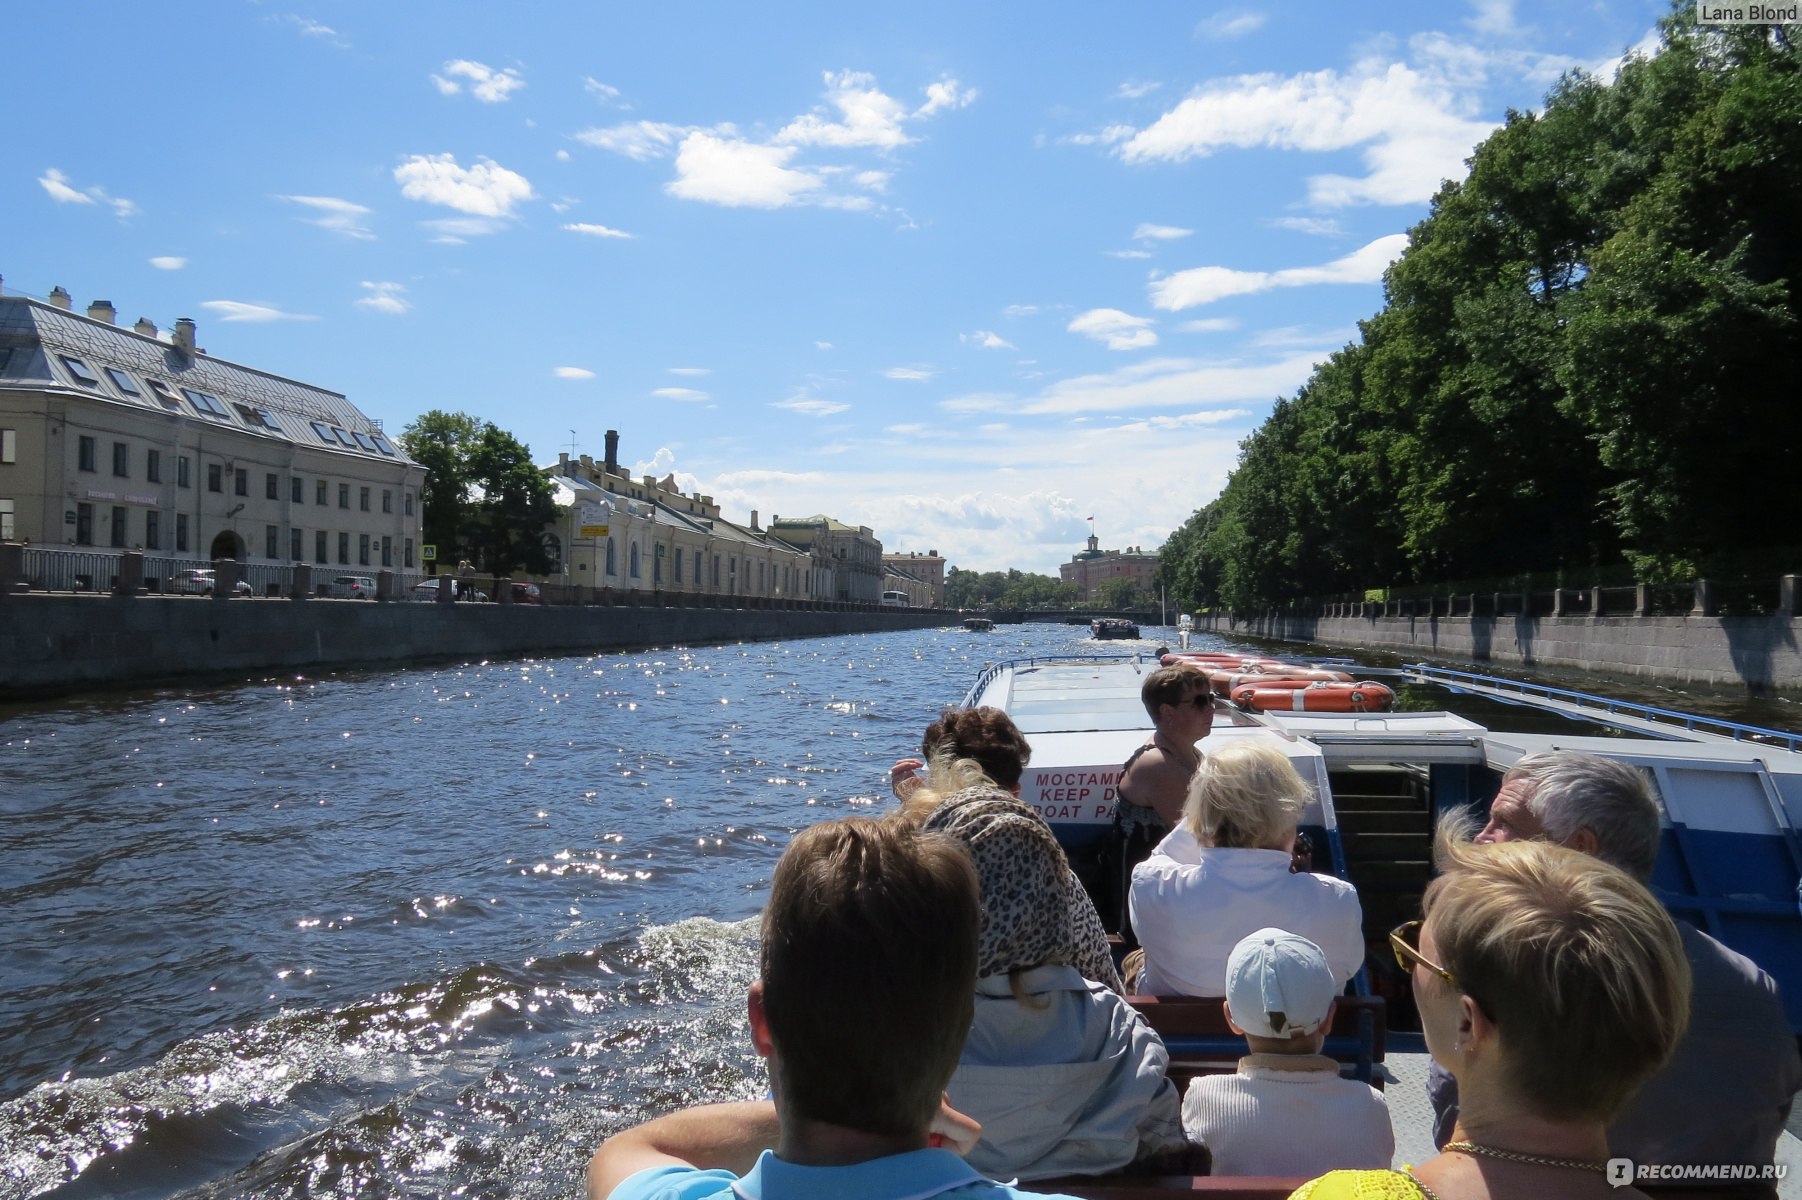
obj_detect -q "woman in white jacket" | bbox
[1128,740,1364,996]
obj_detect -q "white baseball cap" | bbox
[1225,927,1337,1039]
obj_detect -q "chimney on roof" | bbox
[559,452,569,474]
[49,286,72,310]
[750,510,759,531]
[173,317,197,355]
[87,300,117,325]
[604,429,619,474]
[134,317,158,337]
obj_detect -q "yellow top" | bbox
[1288,1168,1440,1200]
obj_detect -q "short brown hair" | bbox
[1142,663,1210,722]
[761,816,980,1136]
[1425,827,1690,1123]
[921,706,1032,790]
[1185,740,1308,848]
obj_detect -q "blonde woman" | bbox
[1291,832,1691,1200]
[1128,740,1363,995]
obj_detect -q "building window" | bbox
[146,510,160,551]
[110,506,128,548]
[61,356,101,387]
[382,489,392,514]
[78,436,96,472]
[674,548,684,584]
[630,544,640,578]
[605,539,616,576]
[712,555,720,588]
[338,483,349,509]
[75,503,93,545]
[315,530,327,564]
[654,545,663,585]
[290,528,302,562]
[316,480,328,506]
[112,442,129,477]
[381,536,392,567]
[234,468,248,497]
[338,532,349,564]
[146,449,161,483]
[147,380,181,410]
[404,538,415,568]
[359,486,370,512]
[105,367,141,397]
[265,525,279,560]
[292,477,304,504]
[266,473,279,500]
[358,533,370,566]
[178,456,191,489]
[0,498,13,541]
[176,513,189,552]
[208,463,223,493]
[0,429,14,464]
[405,492,414,517]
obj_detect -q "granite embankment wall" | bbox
[0,595,948,697]
[1204,611,1802,693]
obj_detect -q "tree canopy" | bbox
[1160,7,1802,610]
[399,410,559,575]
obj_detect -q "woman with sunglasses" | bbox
[1292,829,1690,1200]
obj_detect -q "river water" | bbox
[3,624,1797,1199]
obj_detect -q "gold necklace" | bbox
[1443,1140,1607,1173]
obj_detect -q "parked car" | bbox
[172,568,251,597]
[324,575,378,600]
[409,577,487,603]
[508,581,543,605]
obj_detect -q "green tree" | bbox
[469,424,560,576]
[1096,577,1141,610]
[399,410,483,564]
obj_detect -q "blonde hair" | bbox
[898,751,998,824]
[1425,820,1691,1123]
[1184,741,1309,849]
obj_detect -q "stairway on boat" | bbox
[1328,765,1434,1028]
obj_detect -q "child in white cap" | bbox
[1181,927,1393,1176]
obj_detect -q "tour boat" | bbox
[1090,617,1141,640]
[963,616,994,631]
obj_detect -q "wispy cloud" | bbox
[1105,249,1153,260]
[1268,216,1345,237]
[555,366,596,379]
[1003,304,1040,318]
[1150,233,1408,309]
[394,154,534,222]
[584,77,623,104]
[774,396,851,416]
[276,194,374,240]
[1133,223,1193,241]
[961,330,1015,350]
[652,387,710,401]
[1466,0,1521,37]
[200,300,316,323]
[884,366,937,381]
[1114,80,1162,100]
[1196,10,1267,39]
[1069,308,1159,350]
[355,281,410,314]
[668,367,711,376]
[148,256,186,271]
[1177,317,1239,333]
[432,60,525,103]
[38,168,136,218]
[563,221,633,238]
[992,352,1324,416]
[573,120,690,161]
[275,14,349,48]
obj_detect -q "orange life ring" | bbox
[1232,680,1396,713]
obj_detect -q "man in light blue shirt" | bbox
[586,816,1087,1200]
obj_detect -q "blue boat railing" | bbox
[1402,663,1802,753]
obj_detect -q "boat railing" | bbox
[1403,664,1802,753]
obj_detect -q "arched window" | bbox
[630,543,640,578]
[605,539,616,576]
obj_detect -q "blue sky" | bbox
[10,1,1665,574]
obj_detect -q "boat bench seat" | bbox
[1130,993,1387,1088]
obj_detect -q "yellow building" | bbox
[881,550,945,608]
[768,514,884,603]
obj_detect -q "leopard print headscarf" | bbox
[921,786,1124,993]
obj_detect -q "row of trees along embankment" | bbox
[1160,6,1802,614]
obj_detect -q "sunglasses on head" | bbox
[1389,919,1457,988]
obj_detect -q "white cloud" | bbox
[777,70,914,149]
[668,367,711,376]
[1117,61,1497,209]
[421,216,512,241]
[1003,304,1040,318]
[1115,80,1162,100]
[917,78,977,117]
[775,396,851,416]
[1268,216,1345,236]
[1069,308,1159,350]
[432,59,525,103]
[394,154,534,218]
[555,149,571,162]
[854,169,891,192]
[976,352,1321,416]
[962,330,1014,350]
[1466,0,1520,37]
[563,221,633,238]
[1133,223,1193,241]
[886,423,928,436]
[1177,317,1239,333]
[1151,233,1408,309]
[148,256,186,271]
[199,300,316,323]
[1105,249,1153,259]
[1197,10,1267,39]
[1065,125,1136,147]
[584,77,622,103]
[276,194,374,240]
[1251,324,1359,349]
[667,132,822,208]
[815,341,833,350]
[355,281,410,314]
[38,168,136,218]
[885,366,936,381]
[555,366,596,379]
[652,387,710,401]
[274,14,348,47]
[573,120,689,161]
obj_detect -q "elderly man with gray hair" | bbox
[1427,749,1801,1171]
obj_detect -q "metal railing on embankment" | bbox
[1249,572,1801,623]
